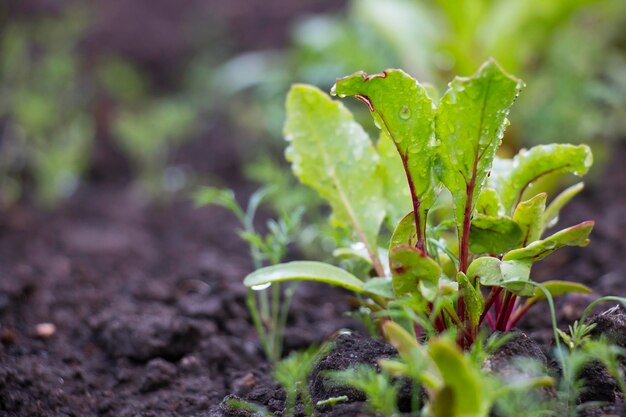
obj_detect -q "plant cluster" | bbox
[226,321,626,417]
[0,8,200,206]
[194,187,303,363]
[215,59,626,417]
[0,10,94,206]
[245,59,594,349]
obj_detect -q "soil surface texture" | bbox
[2,0,626,414]
[1,143,625,416]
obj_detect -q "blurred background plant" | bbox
[0,9,94,207]
[0,0,625,243]
[0,1,216,206]
[216,0,626,146]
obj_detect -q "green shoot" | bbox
[273,346,323,417]
[194,186,302,362]
[326,365,400,417]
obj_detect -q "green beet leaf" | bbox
[390,211,418,249]
[377,132,413,226]
[475,187,504,217]
[383,321,422,358]
[467,257,533,296]
[496,144,592,213]
[512,192,547,247]
[284,84,386,266]
[332,69,437,250]
[469,214,522,254]
[435,59,523,242]
[244,261,365,294]
[432,386,455,417]
[362,277,395,299]
[389,245,441,299]
[503,220,594,263]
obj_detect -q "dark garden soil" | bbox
[1,140,625,417]
[0,184,360,417]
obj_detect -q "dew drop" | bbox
[251,282,272,291]
[544,241,557,249]
[351,242,366,251]
[399,105,411,120]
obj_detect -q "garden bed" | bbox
[2,1,626,416]
[0,141,624,416]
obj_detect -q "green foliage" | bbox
[435,60,523,253]
[245,261,366,294]
[246,60,595,351]
[332,69,437,249]
[492,144,592,213]
[381,322,556,417]
[0,9,202,207]
[0,11,93,206]
[327,365,400,417]
[225,345,324,417]
[113,99,196,197]
[333,316,626,417]
[273,347,322,417]
[284,85,386,272]
[195,186,302,362]
[557,320,597,350]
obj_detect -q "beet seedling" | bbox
[244,59,594,349]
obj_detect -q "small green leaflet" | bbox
[435,59,524,235]
[467,257,533,296]
[512,192,547,247]
[332,69,437,247]
[244,261,365,294]
[383,321,422,358]
[362,277,395,299]
[503,220,594,262]
[428,338,491,417]
[389,245,441,299]
[457,272,484,328]
[193,186,244,221]
[284,85,386,264]
[389,211,418,249]
[475,187,504,217]
[495,144,592,213]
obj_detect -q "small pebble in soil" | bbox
[179,354,202,373]
[34,322,56,338]
[232,372,256,397]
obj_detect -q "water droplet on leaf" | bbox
[399,105,411,120]
[252,282,272,291]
